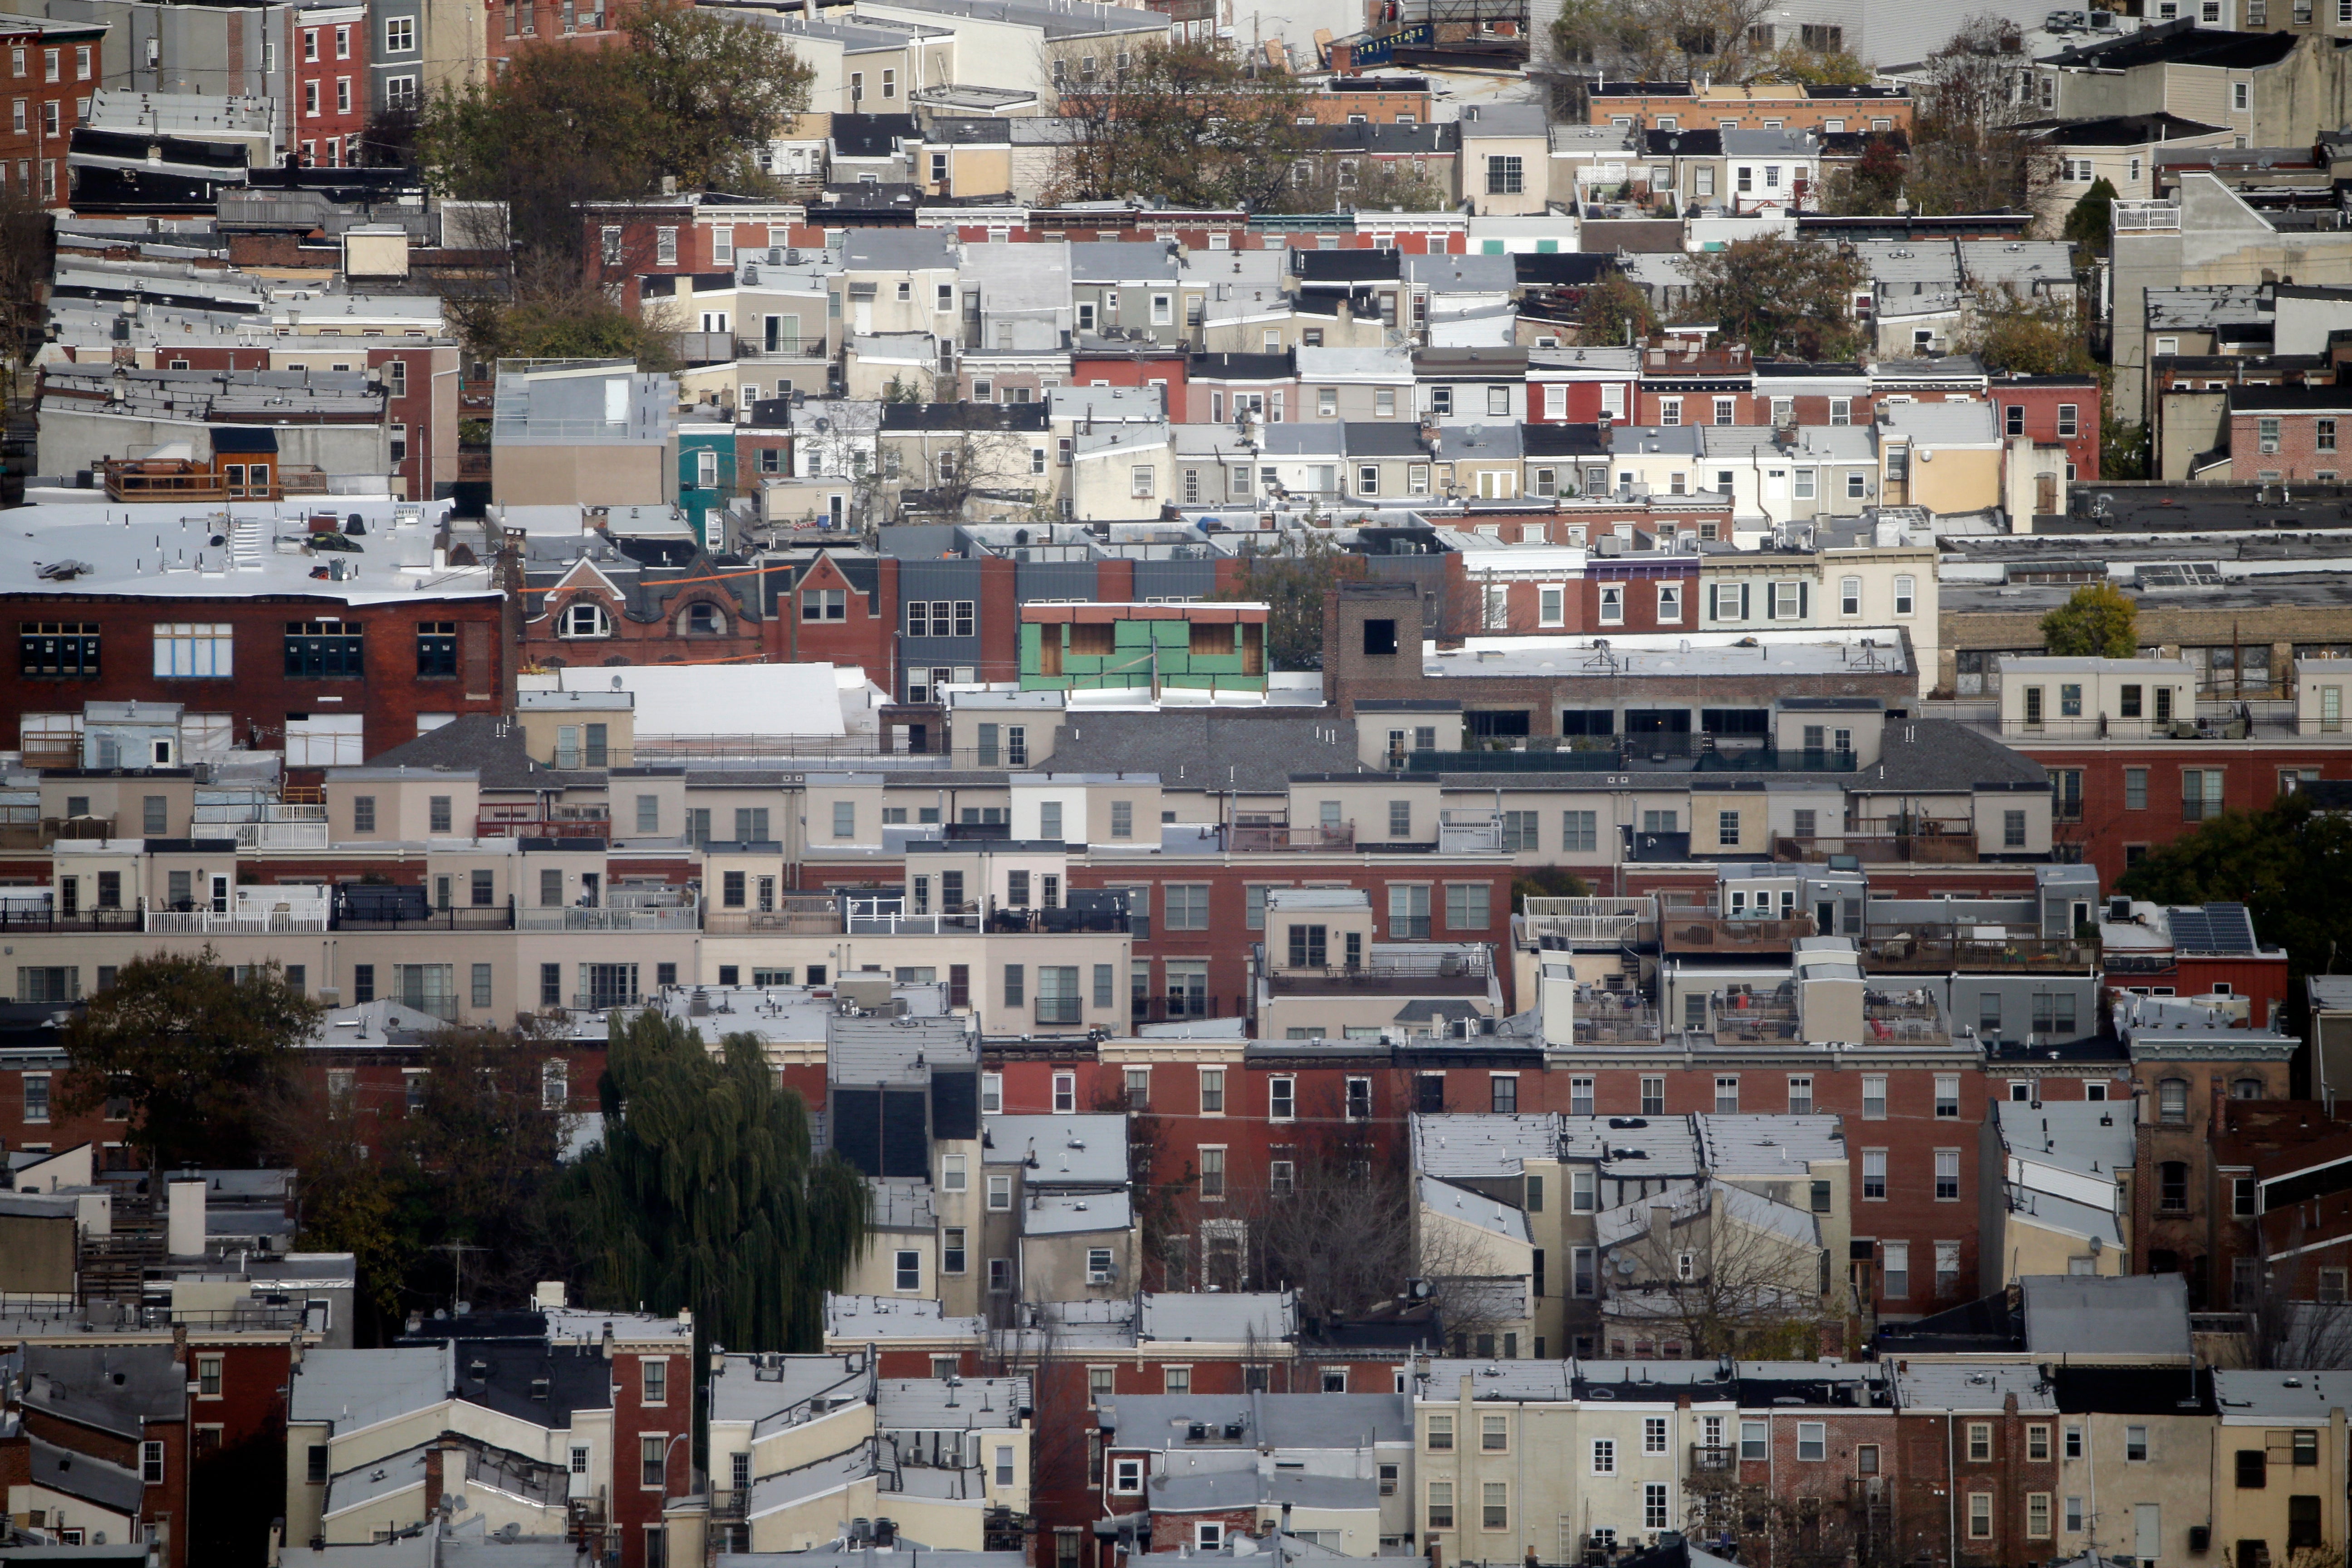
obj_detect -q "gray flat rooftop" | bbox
[1424,630,1909,680]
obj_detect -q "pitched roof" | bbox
[2039,17,2299,70]
[1852,718,2046,793]
[360,714,600,791]
[1046,710,1370,791]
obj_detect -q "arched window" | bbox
[2234,1077,2265,1101]
[559,602,611,638]
[682,603,726,636]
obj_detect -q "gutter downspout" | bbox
[1947,1412,1959,1568]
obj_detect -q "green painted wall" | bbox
[1017,616,1268,691]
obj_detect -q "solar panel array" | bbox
[2168,902,2258,954]
[2136,562,2225,589]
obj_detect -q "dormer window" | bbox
[682,603,726,636]
[560,602,612,638]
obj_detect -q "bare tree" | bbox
[1597,1181,1833,1358]
[1094,1083,1195,1294]
[889,403,1058,524]
[1550,0,1781,85]
[2228,1216,2352,1371]
[1684,1467,1900,1568]
[1041,39,1317,212]
[1250,1105,1413,1323]
[1906,15,2052,220]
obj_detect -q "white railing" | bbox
[1524,897,1654,943]
[231,821,330,848]
[147,910,330,934]
[843,910,983,935]
[2114,202,2180,234]
[516,905,700,932]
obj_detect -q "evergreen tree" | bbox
[2064,176,2118,257]
[573,1014,869,1351]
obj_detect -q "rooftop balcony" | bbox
[477,808,612,839]
[1232,816,1356,853]
[1522,896,1656,949]
[0,904,143,934]
[1658,913,1814,956]
[1926,696,2315,743]
[517,903,699,932]
[1577,996,1664,1045]
[1266,945,1493,995]
[1860,931,2098,973]
[1774,828,1980,864]
[149,905,329,935]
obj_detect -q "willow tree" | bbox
[574,1014,868,1351]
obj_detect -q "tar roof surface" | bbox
[2021,1273,2191,1357]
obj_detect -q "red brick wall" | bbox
[286,11,368,168]
[2229,407,2352,482]
[0,22,101,208]
[765,556,896,692]
[369,343,459,501]
[1990,381,2100,480]
[0,594,509,765]
[1527,377,1637,424]
[2029,744,2352,887]
[1891,1406,2060,1568]
[609,1344,681,1568]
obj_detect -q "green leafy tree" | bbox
[1681,235,1868,359]
[2103,407,2151,480]
[279,1022,584,1341]
[1575,271,1658,345]
[2120,794,2352,1044]
[572,1012,869,1351]
[390,1025,582,1305]
[445,269,682,370]
[61,950,322,1168]
[1964,286,2095,378]
[285,1092,412,1322]
[1046,42,1317,212]
[419,3,812,256]
[623,4,815,194]
[2038,581,2138,657]
[1212,531,1368,671]
[1755,44,1873,85]
[2065,176,2118,256]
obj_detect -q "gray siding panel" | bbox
[1132,559,1216,600]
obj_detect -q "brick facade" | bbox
[1,592,511,767]
[1,16,103,209]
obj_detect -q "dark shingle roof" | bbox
[1048,710,1372,791]
[1855,718,2046,792]
[362,714,604,790]
[1520,423,1609,457]
[2039,17,2298,70]
[831,113,922,157]
[1514,252,1618,288]
[1294,250,1402,284]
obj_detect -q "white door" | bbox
[2135,1503,2161,1562]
